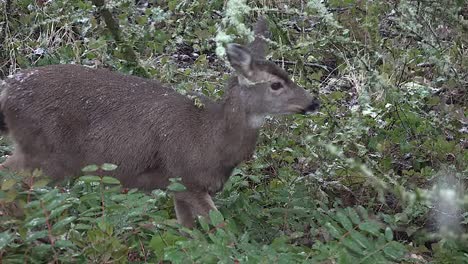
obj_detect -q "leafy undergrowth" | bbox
[0,0,467,263]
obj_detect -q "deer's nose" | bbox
[305,98,320,114]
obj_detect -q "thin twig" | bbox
[271,59,331,72]
[90,0,139,64]
[41,200,59,263]
[0,0,12,45]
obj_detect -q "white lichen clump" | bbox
[433,171,463,236]
[215,32,234,58]
[215,0,253,58]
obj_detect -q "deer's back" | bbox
[1,64,223,190]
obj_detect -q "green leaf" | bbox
[346,207,361,225]
[78,175,101,183]
[331,91,344,100]
[1,179,16,190]
[24,200,40,209]
[25,217,47,228]
[271,235,289,250]
[350,230,372,249]
[198,216,210,232]
[52,216,77,232]
[383,241,407,260]
[4,189,17,202]
[385,227,394,241]
[101,163,118,171]
[325,222,343,239]
[150,235,165,259]
[336,210,353,230]
[359,221,381,236]
[49,204,73,219]
[342,236,365,255]
[26,230,48,242]
[101,176,121,185]
[33,179,49,188]
[357,206,369,219]
[150,232,184,260]
[54,239,75,249]
[74,224,92,230]
[0,232,13,250]
[45,198,65,211]
[97,220,113,235]
[209,210,224,227]
[167,182,186,192]
[82,164,99,172]
[41,189,59,203]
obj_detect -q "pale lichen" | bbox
[215,0,254,58]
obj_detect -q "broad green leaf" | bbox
[25,217,47,228]
[49,204,73,219]
[31,244,53,258]
[342,236,365,255]
[331,91,344,100]
[198,216,210,232]
[150,235,165,259]
[336,210,353,230]
[0,232,13,250]
[359,221,381,236]
[167,182,186,192]
[26,230,48,242]
[350,230,372,249]
[338,249,360,263]
[97,220,113,235]
[150,232,184,260]
[1,179,16,190]
[385,227,394,241]
[101,163,118,171]
[74,224,92,230]
[78,175,101,183]
[54,239,75,249]
[52,216,77,232]
[325,222,343,239]
[346,207,361,225]
[45,198,65,211]
[40,189,59,203]
[209,210,224,227]
[357,206,369,219]
[32,179,50,188]
[101,176,121,185]
[271,236,288,250]
[4,189,18,202]
[82,164,99,172]
[383,241,407,260]
[24,200,41,209]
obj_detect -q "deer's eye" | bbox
[271,82,283,90]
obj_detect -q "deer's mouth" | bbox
[288,100,320,115]
[287,105,306,114]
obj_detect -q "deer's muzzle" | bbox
[303,98,320,114]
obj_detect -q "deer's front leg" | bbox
[173,191,217,228]
[0,150,39,174]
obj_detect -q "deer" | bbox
[0,17,319,228]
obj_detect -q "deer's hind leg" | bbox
[0,143,42,174]
[173,191,217,228]
[0,149,36,218]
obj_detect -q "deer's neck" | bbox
[219,77,260,163]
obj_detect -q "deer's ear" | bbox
[227,44,253,77]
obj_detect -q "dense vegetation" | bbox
[0,0,467,263]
